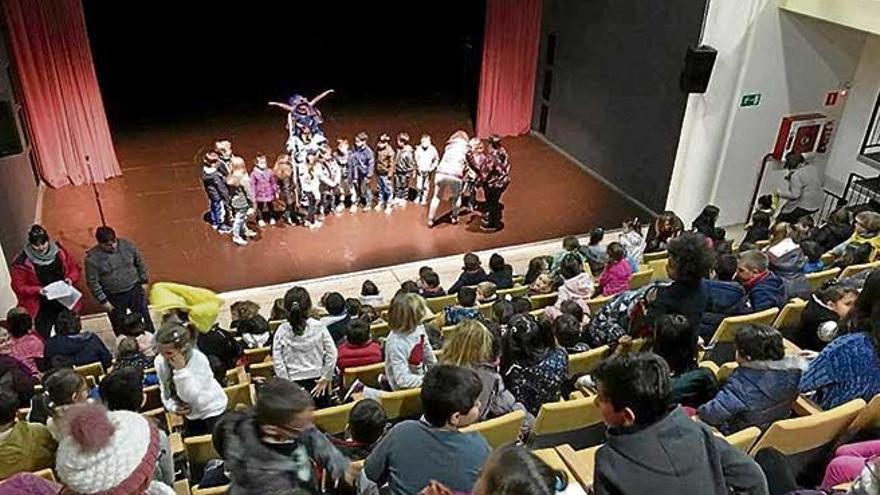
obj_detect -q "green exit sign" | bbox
[741,93,762,107]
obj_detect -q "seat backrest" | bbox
[805,268,841,291]
[268,319,285,333]
[343,362,384,388]
[711,307,780,345]
[248,361,275,381]
[460,410,526,449]
[717,362,739,383]
[184,434,220,483]
[529,396,604,450]
[497,285,528,298]
[243,347,271,366]
[629,269,654,289]
[845,393,880,437]
[426,294,458,314]
[380,388,422,420]
[73,362,104,381]
[223,383,253,411]
[586,295,613,315]
[643,250,669,263]
[773,298,807,331]
[31,468,56,482]
[192,484,229,495]
[478,303,495,318]
[840,260,880,279]
[722,426,762,452]
[370,322,391,340]
[750,399,866,456]
[568,346,610,377]
[648,258,669,281]
[529,292,559,310]
[314,401,357,436]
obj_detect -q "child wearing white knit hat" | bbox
[55,402,174,495]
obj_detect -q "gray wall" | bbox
[0,29,39,263]
[533,0,707,213]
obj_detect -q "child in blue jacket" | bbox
[698,324,805,434]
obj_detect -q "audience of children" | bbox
[698,324,804,434]
[448,253,489,294]
[98,368,174,487]
[0,335,37,408]
[743,210,772,244]
[555,254,594,312]
[810,208,854,252]
[154,320,228,436]
[444,286,480,326]
[272,286,337,408]
[36,368,90,438]
[116,312,155,358]
[476,282,497,305]
[646,211,685,253]
[440,319,535,435]
[595,241,633,297]
[501,314,568,415]
[653,314,718,409]
[336,318,383,374]
[330,398,388,460]
[364,364,491,494]
[524,256,550,285]
[788,281,858,351]
[43,310,112,370]
[0,387,55,480]
[648,232,715,336]
[736,250,788,311]
[113,336,153,377]
[214,377,360,494]
[551,236,589,273]
[584,227,609,275]
[830,211,880,259]
[553,313,590,353]
[591,353,769,494]
[418,268,446,298]
[619,217,647,271]
[486,253,514,289]
[384,293,437,390]
[2,308,42,377]
[766,227,812,299]
[320,292,351,344]
[359,279,385,307]
[799,269,880,410]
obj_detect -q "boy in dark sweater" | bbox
[364,365,490,494]
[201,151,231,233]
[486,253,513,289]
[330,398,387,460]
[448,253,488,294]
[419,269,446,298]
[592,353,768,495]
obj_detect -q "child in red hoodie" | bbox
[337,318,383,374]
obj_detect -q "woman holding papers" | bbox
[10,225,82,339]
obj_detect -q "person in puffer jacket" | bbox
[699,278,750,341]
[698,324,806,434]
[737,250,788,311]
[767,237,811,300]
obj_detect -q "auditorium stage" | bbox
[41,99,648,311]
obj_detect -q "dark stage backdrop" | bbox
[83,1,486,127]
[532,0,707,213]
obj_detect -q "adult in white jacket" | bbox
[427,130,470,227]
[154,321,228,437]
[272,286,338,408]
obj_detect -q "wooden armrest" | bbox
[556,444,594,491]
[793,395,823,416]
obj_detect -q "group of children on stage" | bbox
[200,131,442,245]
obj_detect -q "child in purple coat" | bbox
[250,154,278,226]
[595,242,633,297]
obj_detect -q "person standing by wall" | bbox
[776,152,823,224]
[85,226,154,333]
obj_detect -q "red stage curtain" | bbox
[475,0,542,138]
[2,0,121,187]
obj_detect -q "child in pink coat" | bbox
[250,153,278,227]
[596,242,633,297]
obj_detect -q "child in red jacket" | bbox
[337,318,383,374]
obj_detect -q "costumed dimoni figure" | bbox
[269,89,334,152]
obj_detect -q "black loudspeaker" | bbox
[680,45,717,94]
